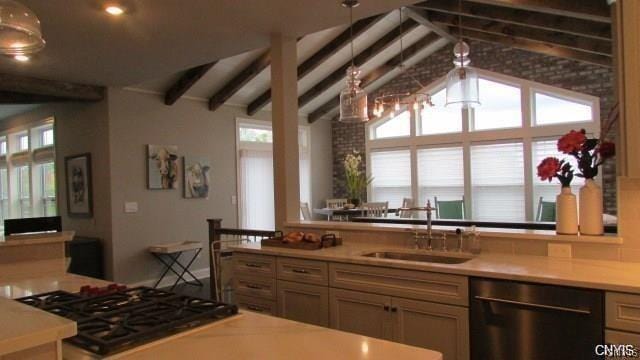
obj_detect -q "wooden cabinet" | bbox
[277,280,329,327]
[277,257,328,286]
[329,288,392,340]
[234,295,277,316]
[392,297,469,360]
[606,292,640,333]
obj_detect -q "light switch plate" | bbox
[124,201,138,213]
[548,243,572,258]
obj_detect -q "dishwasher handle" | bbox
[474,295,592,315]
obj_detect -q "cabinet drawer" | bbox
[234,275,277,300]
[607,292,640,333]
[232,253,275,278]
[235,295,277,316]
[277,280,329,327]
[330,262,468,306]
[277,257,328,285]
[605,330,640,359]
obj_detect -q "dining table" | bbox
[313,207,398,220]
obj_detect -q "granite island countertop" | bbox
[230,242,640,294]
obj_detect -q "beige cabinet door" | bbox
[277,280,329,327]
[392,297,469,360]
[329,288,392,340]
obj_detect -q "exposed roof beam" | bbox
[298,19,419,110]
[449,26,612,66]
[414,0,611,41]
[308,32,442,123]
[0,73,104,102]
[405,7,457,43]
[208,49,271,112]
[246,14,384,116]
[465,0,611,23]
[164,62,217,105]
[428,11,611,56]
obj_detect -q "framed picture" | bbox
[65,153,93,218]
[147,145,178,190]
[184,156,211,199]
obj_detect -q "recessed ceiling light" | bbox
[14,55,29,62]
[105,5,125,16]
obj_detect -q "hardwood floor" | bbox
[161,278,212,299]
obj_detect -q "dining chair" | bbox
[434,196,465,220]
[300,202,312,221]
[535,196,556,222]
[398,197,413,218]
[363,201,389,218]
[326,198,348,221]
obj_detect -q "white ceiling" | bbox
[0,0,418,87]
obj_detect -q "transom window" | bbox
[366,70,599,222]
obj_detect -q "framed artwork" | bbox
[147,145,178,190]
[183,156,211,199]
[65,153,93,217]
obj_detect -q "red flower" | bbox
[598,141,615,158]
[557,129,586,154]
[537,157,561,182]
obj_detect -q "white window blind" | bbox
[239,149,274,230]
[420,88,462,135]
[533,92,593,126]
[472,79,522,131]
[373,111,410,139]
[370,149,411,208]
[471,142,525,221]
[417,147,464,208]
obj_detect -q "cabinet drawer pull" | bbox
[246,305,265,312]
[474,296,591,315]
[245,263,262,268]
[383,305,390,311]
[391,307,398,312]
[245,284,263,290]
[291,268,309,274]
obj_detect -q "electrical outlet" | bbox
[124,202,138,213]
[548,243,572,258]
[231,195,237,205]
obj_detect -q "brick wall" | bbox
[331,39,617,214]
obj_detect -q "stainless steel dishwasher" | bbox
[470,277,604,360]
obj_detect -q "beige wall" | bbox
[106,88,332,284]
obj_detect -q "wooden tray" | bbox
[261,233,342,250]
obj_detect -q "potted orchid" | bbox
[343,150,373,207]
[537,157,578,234]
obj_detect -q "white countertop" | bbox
[231,242,640,294]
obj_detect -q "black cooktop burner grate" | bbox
[16,286,238,356]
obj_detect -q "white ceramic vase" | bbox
[579,179,604,235]
[556,186,578,235]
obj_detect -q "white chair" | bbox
[398,197,414,218]
[326,198,348,221]
[300,202,312,220]
[363,201,389,218]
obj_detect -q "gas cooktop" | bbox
[16,286,238,356]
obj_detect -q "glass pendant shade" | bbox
[445,41,480,109]
[339,65,369,123]
[0,0,45,56]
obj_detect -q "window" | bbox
[236,121,311,230]
[41,128,54,146]
[18,165,31,218]
[419,88,462,135]
[471,142,525,221]
[0,168,7,222]
[18,135,28,151]
[41,162,56,216]
[472,79,522,131]
[0,140,6,156]
[370,149,411,208]
[371,111,410,139]
[533,91,593,126]
[417,147,464,209]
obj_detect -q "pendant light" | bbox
[339,0,369,123]
[373,9,433,119]
[0,0,45,56]
[445,0,479,108]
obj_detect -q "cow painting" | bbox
[147,145,178,189]
[184,156,211,198]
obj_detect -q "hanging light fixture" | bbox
[0,0,45,56]
[445,0,480,108]
[339,0,369,123]
[372,9,433,119]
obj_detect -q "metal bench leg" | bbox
[169,249,203,290]
[152,252,181,288]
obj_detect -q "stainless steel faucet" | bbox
[425,200,433,250]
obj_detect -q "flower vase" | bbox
[579,179,604,235]
[556,186,578,235]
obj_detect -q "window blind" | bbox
[370,149,411,208]
[471,142,525,221]
[417,147,464,208]
[239,149,275,230]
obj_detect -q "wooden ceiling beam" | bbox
[308,32,442,123]
[405,7,457,43]
[448,26,612,66]
[164,62,217,105]
[0,73,104,102]
[465,0,611,23]
[298,19,419,110]
[428,11,611,56]
[246,14,384,116]
[414,0,611,40]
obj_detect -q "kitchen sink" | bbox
[361,251,472,264]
